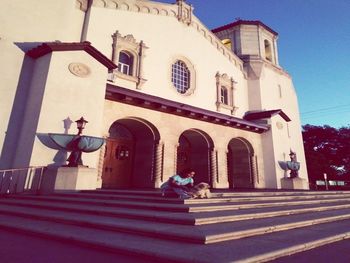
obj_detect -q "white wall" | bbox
[0,0,86,167]
[0,0,84,42]
[12,51,109,168]
[85,3,250,118]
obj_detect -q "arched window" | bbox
[110,31,148,88]
[264,40,272,62]
[172,60,190,94]
[215,72,238,115]
[118,51,133,75]
[220,86,228,104]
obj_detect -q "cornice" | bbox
[264,61,291,78]
[105,84,269,134]
[91,0,244,73]
[242,56,290,79]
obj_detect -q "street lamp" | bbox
[324,173,328,190]
[75,117,88,135]
[289,150,296,162]
[47,116,104,168]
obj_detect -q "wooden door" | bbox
[102,138,134,188]
[228,150,254,189]
[177,145,191,174]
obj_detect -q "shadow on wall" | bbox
[36,133,68,167]
[0,42,49,169]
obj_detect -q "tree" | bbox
[302,125,350,184]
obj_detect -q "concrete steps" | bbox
[1,197,350,225]
[0,190,350,262]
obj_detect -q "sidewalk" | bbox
[0,228,153,263]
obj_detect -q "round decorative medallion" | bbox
[276,121,284,130]
[68,63,91,77]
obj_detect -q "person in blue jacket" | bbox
[161,168,195,199]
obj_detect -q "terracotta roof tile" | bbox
[212,20,278,36]
[26,41,117,70]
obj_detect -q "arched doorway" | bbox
[227,138,254,189]
[102,117,160,189]
[177,129,214,185]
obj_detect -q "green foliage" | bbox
[302,124,350,182]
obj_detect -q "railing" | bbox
[310,180,350,191]
[0,166,46,195]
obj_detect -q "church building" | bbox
[0,0,309,191]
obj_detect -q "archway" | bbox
[102,117,160,189]
[177,129,214,185]
[227,138,254,189]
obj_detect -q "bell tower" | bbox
[213,20,279,66]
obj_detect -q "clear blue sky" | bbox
[160,0,350,128]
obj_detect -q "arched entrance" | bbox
[177,129,214,185]
[227,138,254,189]
[102,117,160,189]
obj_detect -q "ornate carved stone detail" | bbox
[97,136,108,186]
[276,121,284,130]
[68,63,91,78]
[176,0,192,25]
[250,154,259,185]
[111,30,148,89]
[76,0,89,11]
[220,149,229,184]
[215,72,238,115]
[210,149,218,184]
[153,141,164,187]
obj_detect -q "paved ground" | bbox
[1,227,350,263]
[272,239,350,263]
[0,228,154,263]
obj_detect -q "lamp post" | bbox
[47,116,104,168]
[65,117,88,166]
[324,173,328,190]
[289,151,296,162]
[75,117,88,135]
[288,150,299,178]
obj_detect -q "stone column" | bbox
[153,141,164,188]
[210,149,218,186]
[96,136,107,188]
[250,154,259,186]
[222,149,229,185]
[173,143,179,175]
[161,140,178,183]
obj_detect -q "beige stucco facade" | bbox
[0,0,309,190]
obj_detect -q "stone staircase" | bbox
[0,189,350,262]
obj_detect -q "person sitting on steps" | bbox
[160,168,195,199]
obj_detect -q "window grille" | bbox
[172,60,190,94]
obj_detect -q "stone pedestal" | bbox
[40,166,98,193]
[281,177,307,190]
